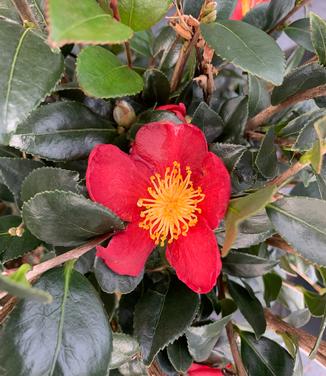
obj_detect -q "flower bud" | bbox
[113,100,136,128]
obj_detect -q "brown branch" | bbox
[10,0,38,25]
[267,235,296,255]
[110,0,133,67]
[265,308,326,367]
[268,0,312,34]
[246,84,326,131]
[269,160,309,187]
[0,233,112,301]
[147,361,165,376]
[170,28,200,92]
[226,322,248,376]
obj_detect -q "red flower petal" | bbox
[131,122,208,174]
[188,363,223,375]
[86,144,151,222]
[96,222,155,276]
[197,152,231,230]
[156,103,187,122]
[231,0,243,20]
[166,219,221,294]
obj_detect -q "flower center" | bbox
[137,161,205,246]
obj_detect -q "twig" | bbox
[109,0,133,67]
[265,308,326,367]
[267,235,296,255]
[0,233,112,301]
[269,160,309,187]
[268,0,312,34]
[147,361,165,376]
[170,28,200,92]
[246,84,326,131]
[10,0,38,25]
[226,322,248,376]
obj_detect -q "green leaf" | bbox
[201,21,285,85]
[221,96,248,143]
[192,102,224,142]
[263,272,282,306]
[248,75,271,117]
[216,0,237,20]
[267,197,326,266]
[118,0,171,31]
[21,167,80,202]
[285,46,305,75]
[0,264,112,375]
[223,251,278,278]
[0,20,63,142]
[310,305,326,359]
[167,336,192,373]
[22,191,124,246]
[94,257,143,294]
[0,157,43,204]
[0,264,51,303]
[186,314,232,362]
[303,290,326,317]
[0,215,41,262]
[284,18,314,52]
[265,0,295,32]
[283,308,311,328]
[77,46,144,98]
[10,101,118,161]
[222,185,277,256]
[271,63,326,105]
[240,331,295,376]
[47,0,133,47]
[0,0,20,21]
[255,127,278,179]
[142,69,170,105]
[109,333,140,369]
[310,12,326,66]
[130,30,154,57]
[228,280,266,338]
[134,277,199,365]
[210,143,247,172]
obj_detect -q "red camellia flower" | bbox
[156,102,187,122]
[86,111,230,293]
[231,0,269,20]
[188,363,223,375]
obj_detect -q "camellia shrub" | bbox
[1,0,326,375]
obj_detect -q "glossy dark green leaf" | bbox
[21,167,80,202]
[10,101,117,161]
[0,20,63,142]
[255,127,278,179]
[0,157,43,204]
[77,46,144,98]
[0,264,51,303]
[240,331,295,376]
[134,278,199,365]
[311,12,326,66]
[223,251,278,278]
[210,143,247,172]
[285,46,305,74]
[271,63,326,105]
[0,263,112,376]
[201,21,285,85]
[192,102,224,142]
[221,96,248,143]
[0,0,20,21]
[228,280,266,338]
[217,211,275,249]
[263,272,282,306]
[304,290,326,317]
[166,336,192,373]
[310,305,326,359]
[222,185,277,256]
[248,75,271,117]
[118,0,171,31]
[94,257,143,294]
[216,0,237,19]
[267,197,326,266]
[109,333,140,369]
[47,0,133,47]
[22,191,124,246]
[265,0,295,32]
[186,314,232,362]
[243,3,269,30]
[0,215,41,262]
[284,18,314,52]
[142,69,170,105]
[130,30,154,57]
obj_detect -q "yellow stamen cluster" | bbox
[137,161,205,246]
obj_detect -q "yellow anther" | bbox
[137,162,205,246]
